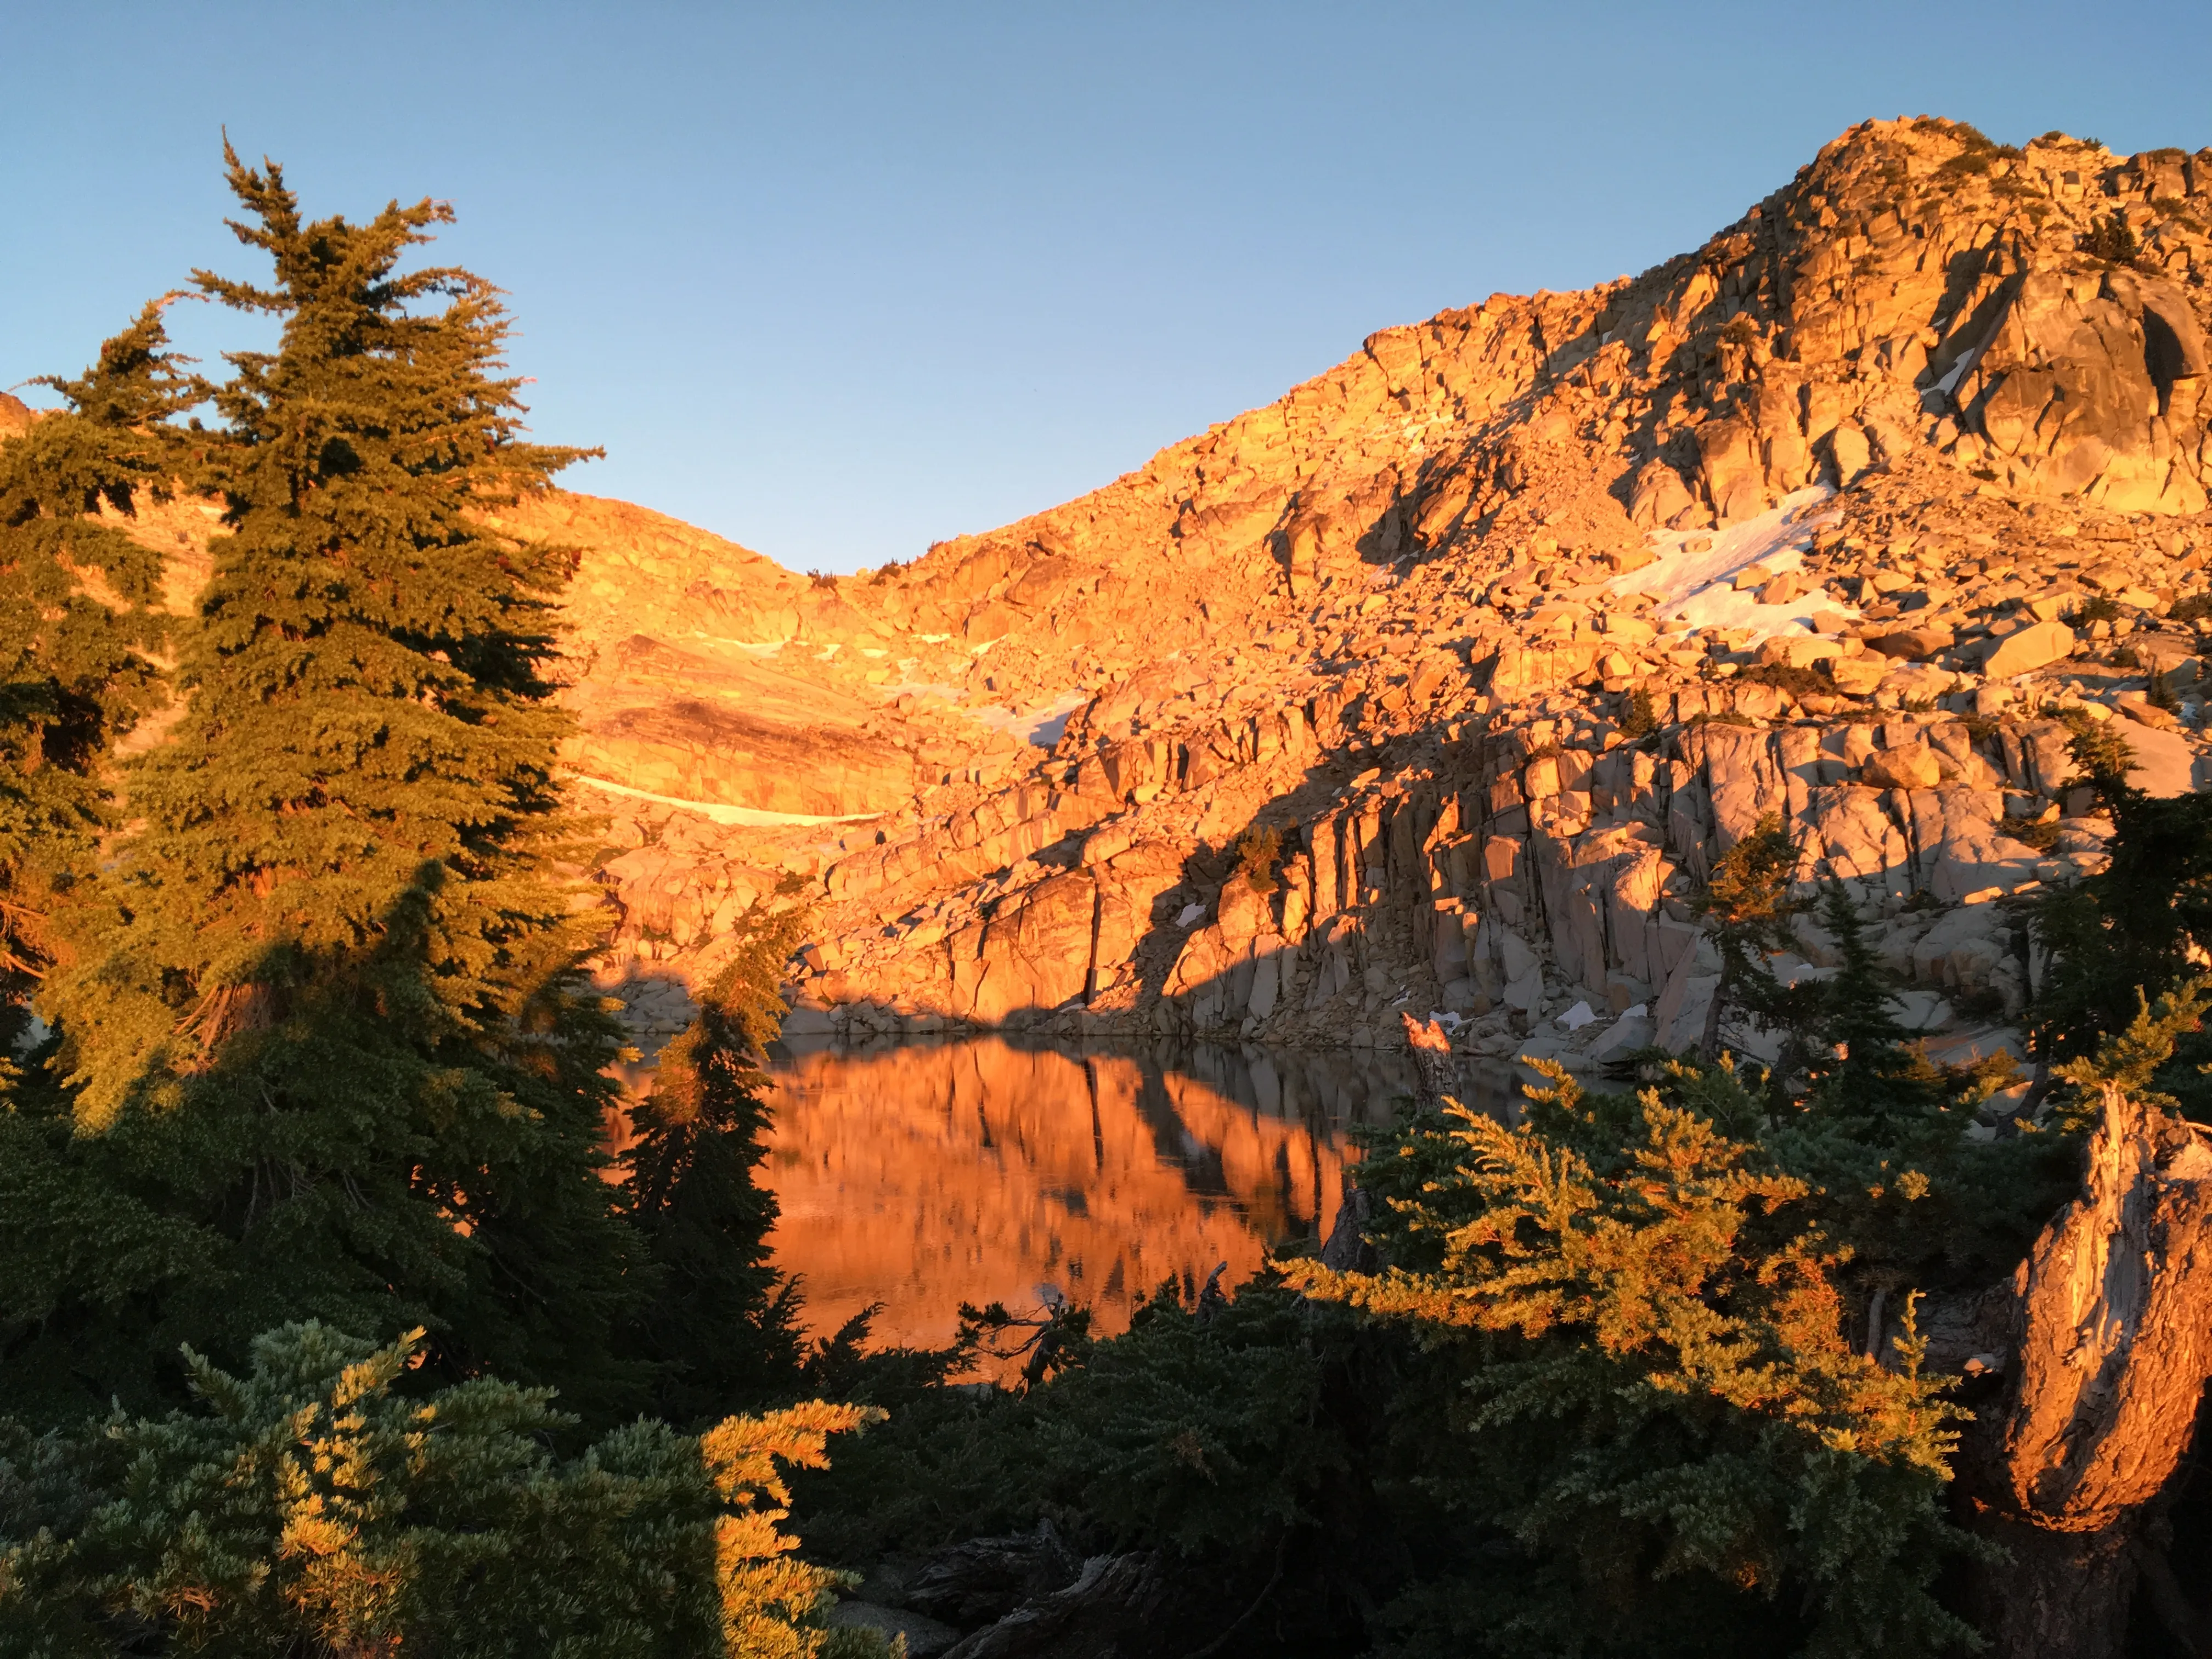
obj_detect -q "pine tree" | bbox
[8,148,641,1423]
[0,306,195,1043]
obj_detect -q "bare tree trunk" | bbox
[1699,959,1730,1063]
[1966,1080,2212,1658]
[1399,1012,1455,1107]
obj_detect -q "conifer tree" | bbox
[0,306,195,1042]
[2030,722,2212,1073]
[0,1322,881,1657]
[8,148,640,1422]
[1284,1057,1988,1658]
[1786,884,1952,1137]
[1688,813,1802,1061]
[622,907,812,1423]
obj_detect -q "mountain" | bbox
[520,117,2212,1076]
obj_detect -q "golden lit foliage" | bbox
[1288,1065,1961,1472]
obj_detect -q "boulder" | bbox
[1953,268,2208,514]
[1828,654,1890,695]
[1862,746,1942,791]
[1982,620,2075,680]
[906,1525,1082,1628]
[1630,459,1701,527]
[1865,627,1955,661]
[1758,633,1846,668]
[2120,722,2201,798]
[1911,903,2009,992]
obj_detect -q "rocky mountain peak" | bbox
[516,118,2212,1086]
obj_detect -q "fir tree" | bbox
[1688,813,1802,1062]
[0,1322,882,1657]
[2030,722,2212,1076]
[7,148,639,1423]
[1787,884,1953,1139]
[1287,1065,1983,1658]
[622,906,812,1423]
[0,306,196,1043]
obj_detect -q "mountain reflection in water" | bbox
[759,1036,1515,1352]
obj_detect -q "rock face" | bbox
[510,119,2212,1081]
[1960,1079,2212,1659]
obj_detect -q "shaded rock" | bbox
[1866,627,1955,662]
[907,1522,1082,1628]
[830,1601,962,1658]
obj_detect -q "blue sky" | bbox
[5,3,2208,572]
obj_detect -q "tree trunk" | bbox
[1967,1080,2212,1658]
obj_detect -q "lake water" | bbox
[758,1035,1519,1352]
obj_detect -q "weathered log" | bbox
[1400,1012,1454,1106]
[940,1551,1176,1659]
[1317,1173,1376,1274]
[1967,1079,2212,1659]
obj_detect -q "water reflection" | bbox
[759,1035,1516,1352]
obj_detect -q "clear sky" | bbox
[5,3,2208,573]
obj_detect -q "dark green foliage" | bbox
[794,1282,1398,1659]
[799,1282,1353,1565]
[1757,888,2070,1291]
[2,149,641,1425]
[1618,684,1658,739]
[1767,885,1951,1133]
[962,1295,1093,1390]
[2029,724,2212,1110]
[0,1322,879,1658]
[1253,873,2085,1657]
[2074,592,2121,625]
[622,907,813,1424]
[2041,979,2212,1135]
[1740,660,1828,698]
[2168,591,2212,625]
[1293,1063,1987,1659]
[2052,706,2133,787]
[2080,212,2142,268]
[1928,122,2024,178]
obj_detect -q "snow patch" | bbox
[972,689,1091,747]
[1611,487,1848,644]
